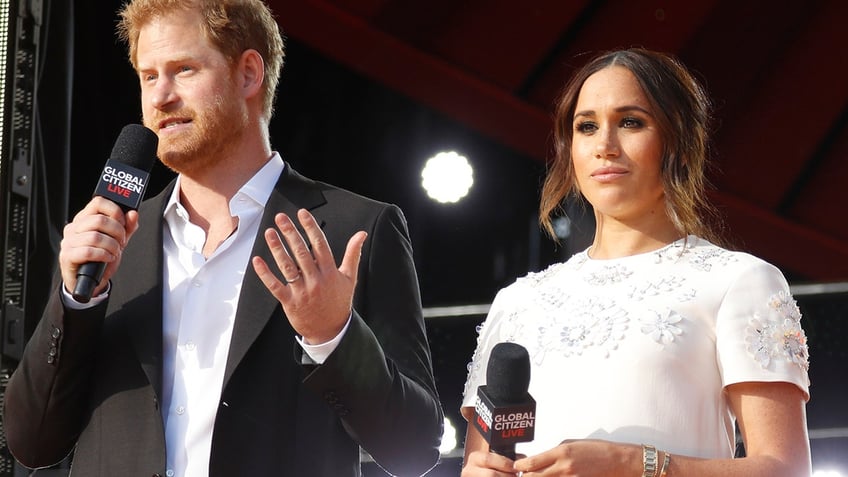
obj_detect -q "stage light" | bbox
[439,416,458,454]
[421,151,473,204]
[813,470,844,477]
[552,216,572,239]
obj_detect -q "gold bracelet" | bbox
[659,451,671,477]
[642,444,659,477]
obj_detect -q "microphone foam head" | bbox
[109,124,158,171]
[486,342,531,403]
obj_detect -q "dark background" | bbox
[2,0,846,475]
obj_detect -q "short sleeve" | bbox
[715,258,810,400]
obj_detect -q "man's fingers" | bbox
[264,227,301,283]
[62,217,126,263]
[251,256,290,300]
[76,196,128,226]
[274,212,317,276]
[287,209,366,282]
[124,210,140,244]
[339,231,367,280]
[295,209,334,270]
[263,209,365,288]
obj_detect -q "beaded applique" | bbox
[508,264,631,363]
[627,275,692,303]
[686,246,736,272]
[462,320,490,399]
[585,264,632,286]
[652,238,736,272]
[640,309,683,345]
[745,291,809,371]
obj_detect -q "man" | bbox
[3,1,443,476]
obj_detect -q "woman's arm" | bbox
[646,381,811,477]
[724,381,811,476]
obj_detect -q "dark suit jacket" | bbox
[4,164,444,476]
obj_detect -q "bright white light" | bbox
[421,151,473,204]
[439,417,458,454]
[552,216,572,239]
[813,470,845,477]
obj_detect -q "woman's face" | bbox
[571,66,666,225]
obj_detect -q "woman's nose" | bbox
[594,129,620,158]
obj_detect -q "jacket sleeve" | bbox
[3,285,108,469]
[302,204,444,476]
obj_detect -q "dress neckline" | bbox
[581,235,695,263]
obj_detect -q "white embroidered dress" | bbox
[461,236,810,458]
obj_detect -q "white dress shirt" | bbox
[159,157,276,477]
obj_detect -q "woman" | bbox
[460,48,811,476]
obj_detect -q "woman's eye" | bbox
[575,121,597,134]
[621,117,643,128]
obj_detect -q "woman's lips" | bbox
[591,166,628,182]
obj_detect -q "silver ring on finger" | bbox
[286,273,302,284]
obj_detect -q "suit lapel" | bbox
[223,164,327,388]
[124,183,173,400]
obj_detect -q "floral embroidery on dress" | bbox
[653,239,690,264]
[518,262,563,287]
[568,253,588,270]
[686,246,736,272]
[677,288,697,302]
[627,276,689,302]
[505,264,633,363]
[527,294,630,362]
[462,360,479,399]
[502,309,530,344]
[462,319,492,399]
[744,291,809,371]
[640,309,683,345]
[584,264,632,286]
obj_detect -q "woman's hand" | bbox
[513,439,640,476]
[461,449,520,477]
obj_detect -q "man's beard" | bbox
[150,91,248,177]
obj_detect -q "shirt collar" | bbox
[163,152,285,220]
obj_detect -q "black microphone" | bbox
[72,124,158,303]
[472,342,536,460]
